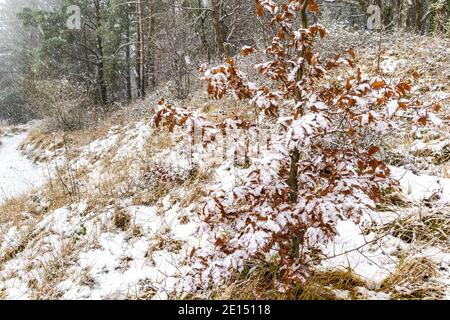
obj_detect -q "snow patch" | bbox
[0,131,48,203]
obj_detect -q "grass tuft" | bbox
[380,257,444,300]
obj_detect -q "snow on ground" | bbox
[390,166,450,204]
[53,203,202,300]
[0,122,209,299]
[419,246,450,299]
[320,164,450,297]
[0,129,48,203]
[0,117,448,300]
[380,58,401,74]
[321,218,408,288]
[0,196,203,299]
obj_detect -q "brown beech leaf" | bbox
[368,159,379,171]
[368,146,380,156]
[309,0,319,13]
[154,114,161,128]
[178,114,190,126]
[347,58,355,68]
[241,46,255,57]
[347,48,355,59]
[304,48,313,64]
[345,78,352,90]
[215,237,226,248]
[397,82,411,94]
[371,80,386,89]
[318,28,326,38]
[257,3,264,17]
[417,117,427,125]
[189,247,196,259]
[431,103,441,112]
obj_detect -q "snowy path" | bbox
[0,131,48,203]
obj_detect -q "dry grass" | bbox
[407,142,450,168]
[178,166,213,207]
[130,169,178,207]
[1,118,188,234]
[0,195,38,226]
[379,208,449,245]
[378,190,410,209]
[0,125,26,136]
[209,261,368,300]
[0,125,27,147]
[0,199,61,267]
[355,33,450,89]
[20,111,131,165]
[0,141,92,269]
[433,144,450,166]
[443,165,450,179]
[0,193,52,266]
[20,127,63,163]
[132,280,157,300]
[1,120,207,240]
[142,129,175,157]
[380,257,445,300]
[208,261,287,300]
[152,235,183,253]
[27,239,79,299]
[0,239,27,266]
[114,209,131,231]
[188,92,257,124]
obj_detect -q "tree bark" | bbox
[135,19,141,98]
[198,0,211,62]
[289,0,310,259]
[136,0,146,97]
[125,5,132,102]
[211,0,227,57]
[94,0,108,105]
[146,0,156,89]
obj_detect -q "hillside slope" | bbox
[0,34,449,300]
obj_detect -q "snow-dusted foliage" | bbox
[152,0,441,294]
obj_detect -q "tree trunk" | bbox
[94,0,108,105]
[136,0,146,97]
[289,0,310,260]
[211,0,227,57]
[125,6,132,102]
[198,0,211,62]
[135,20,141,98]
[146,0,156,89]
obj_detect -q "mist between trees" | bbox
[0,0,449,127]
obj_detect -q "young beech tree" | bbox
[152,0,442,293]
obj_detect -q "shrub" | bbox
[23,79,106,131]
[152,0,441,295]
[0,87,35,124]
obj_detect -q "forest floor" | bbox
[0,32,449,300]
